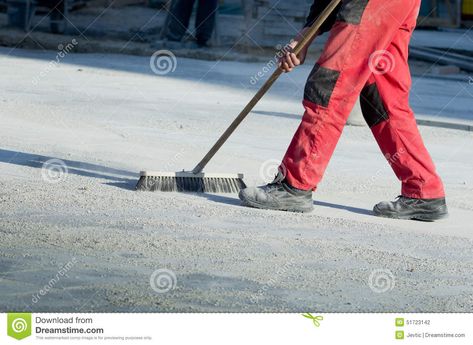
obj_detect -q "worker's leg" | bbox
[357,0,447,220]
[281,0,422,191]
[165,0,196,42]
[359,6,445,199]
[195,0,218,45]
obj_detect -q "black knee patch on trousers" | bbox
[360,83,389,127]
[337,0,369,24]
[304,64,340,107]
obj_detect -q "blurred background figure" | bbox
[162,0,218,48]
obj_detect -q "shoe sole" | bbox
[373,205,449,222]
[241,199,314,213]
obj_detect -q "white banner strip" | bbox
[0,313,470,344]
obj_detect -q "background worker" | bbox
[163,0,218,48]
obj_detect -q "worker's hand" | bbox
[278,41,306,73]
[278,27,316,73]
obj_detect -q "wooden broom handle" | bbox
[192,0,342,174]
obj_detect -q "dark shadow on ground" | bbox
[198,193,241,206]
[105,180,138,191]
[200,190,374,216]
[0,148,137,188]
[251,110,301,120]
[314,200,373,216]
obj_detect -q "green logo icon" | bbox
[395,330,404,340]
[396,318,404,327]
[7,313,32,340]
[302,313,323,327]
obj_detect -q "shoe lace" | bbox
[395,195,417,206]
[263,173,285,191]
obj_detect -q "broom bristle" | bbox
[135,171,246,193]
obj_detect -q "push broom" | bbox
[136,0,342,193]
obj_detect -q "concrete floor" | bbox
[0,48,472,312]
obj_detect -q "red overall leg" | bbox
[359,10,445,198]
[281,0,423,191]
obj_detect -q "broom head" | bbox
[136,171,246,193]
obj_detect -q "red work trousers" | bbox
[281,0,445,198]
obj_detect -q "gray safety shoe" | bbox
[239,173,313,213]
[373,196,448,221]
